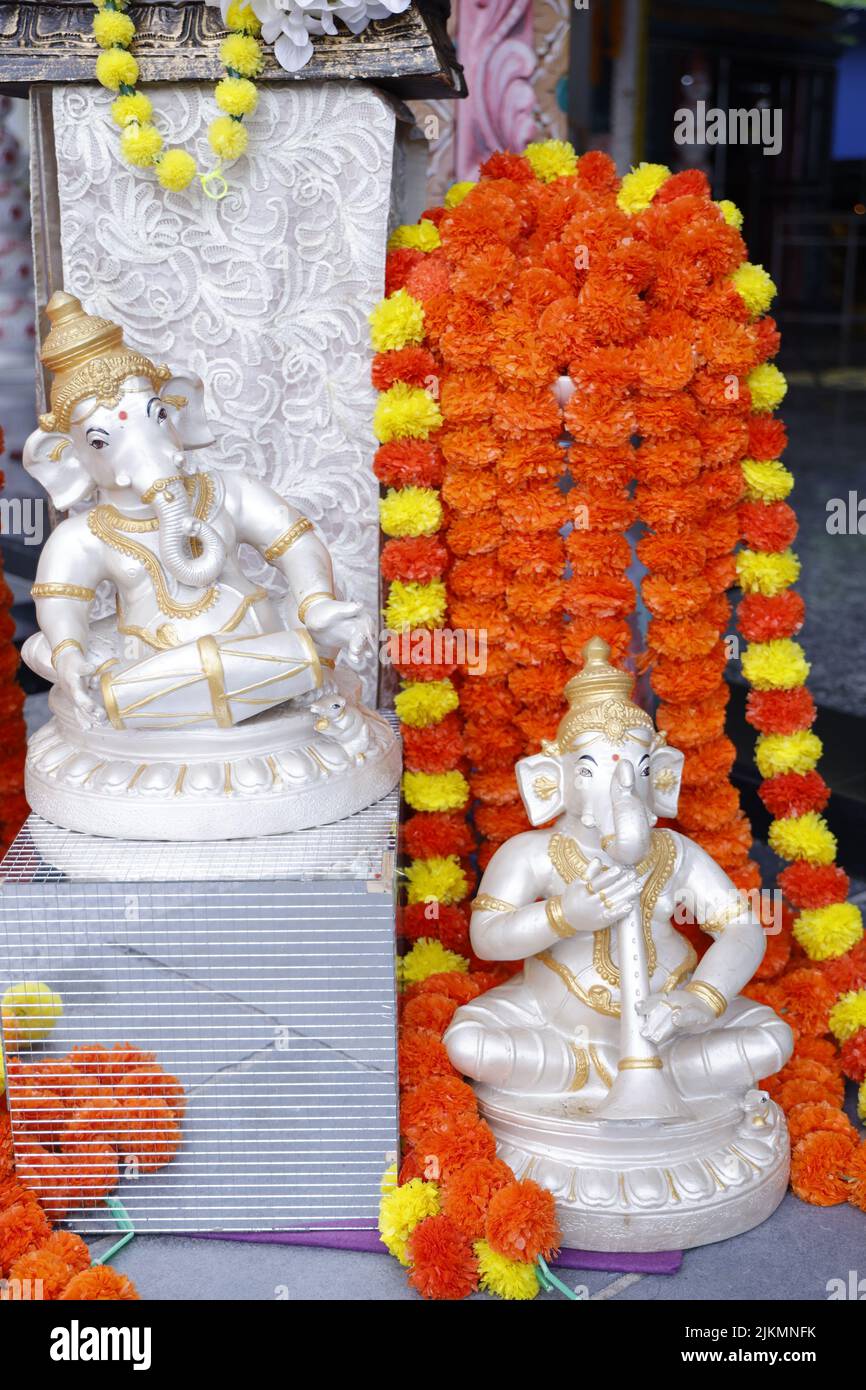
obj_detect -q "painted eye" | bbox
[90,439,107,450]
[641,765,650,777]
[577,766,593,778]
[157,406,168,424]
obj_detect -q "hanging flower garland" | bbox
[91,0,263,195]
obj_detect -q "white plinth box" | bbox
[0,796,399,1233]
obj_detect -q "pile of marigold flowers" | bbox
[371,139,865,1297]
[0,1038,185,1298]
[1,1092,138,1300]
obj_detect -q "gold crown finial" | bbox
[38,290,170,434]
[544,634,655,752]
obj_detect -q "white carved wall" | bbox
[52,81,402,704]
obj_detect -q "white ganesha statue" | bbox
[22,292,399,839]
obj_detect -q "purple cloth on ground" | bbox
[194,1228,682,1273]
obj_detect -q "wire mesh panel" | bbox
[0,795,399,1233]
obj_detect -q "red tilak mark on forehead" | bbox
[118,410,128,420]
[612,753,620,760]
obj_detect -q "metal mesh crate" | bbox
[0,794,399,1233]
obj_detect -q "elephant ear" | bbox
[23,427,94,510]
[649,743,685,818]
[160,372,215,449]
[515,752,565,825]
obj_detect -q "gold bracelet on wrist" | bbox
[297,591,335,624]
[545,895,576,939]
[684,980,728,1018]
[51,638,83,668]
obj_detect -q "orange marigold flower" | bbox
[564,574,636,621]
[647,613,720,660]
[753,927,791,980]
[505,577,565,622]
[507,662,571,710]
[786,1102,855,1148]
[440,425,501,470]
[745,686,815,735]
[748,414,788,459]
[398,1028,459,1088]
[446,509,503,557]
[372,346,439,392]
[702,507,741,558]
[401,992,459,1037]
[698,318,760,375]
[113,1100,180,1175]
[790,1131,859,1207]
[681,737,737,787]
[441,464,499,512]
[695,413,750,467]
[485,1179,559,1262]
[498,480,571,532]
[566,531,632,578]
[839,1030,866,1083]
[637,531,707,578]
[475,803,532,844]
[569,346,637,395]
[441,1157,515,1239]
[637,483,707,533]
[381,537,448,585]
[754,315,781,361]
[794,1038,843,1071]
[677,782,741,833]
[385,247,424,295]
[403,813,475,860]
[42,1229,91,1275]
[60,1265,140,1300]
[635,335,696,394]
[496,385,562,438]
[650,644,727,704]
[62,1142,119,1206]
[0,1199,51,1276]
[498,531,565,575]
[407,1213,478,1300]
[690,814,754,868]
[657,168,711,202]
[567,442,635,489]
[779,1058,845,1104]
[562,617,632,668]
[739,499,798,553]
[569,487,637,533]
[656,685,729,747]
[634,435,703,487]
[404,255,451,304]
[402,713,464,774]
[737,590,805,643]
[821,940,866,996]
[495,438,564,487]
[413,1113,497,1180]
[452,244,518,306]
[564,390,636,448]
[776,968,836,1038]
[503,618,564,665]
[399,1074,477,1143]
[779,861,850,911]
[13,1087,65,1147]
[374,440,444,489]
[759,772,830,821]
[703,461,745,508]
[469,768,520,806]
[402,972,483,1005]
[576,149,618,192]
[643,572,712,620]
[480,150,535,181]
[439,370,500,424]
[462,720,525,772]
[7,1248,73,1300]
[439,187,524,257]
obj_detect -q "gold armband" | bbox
[471,893,515,915]
[51,638,83,668]
[684,980,728,1018]
[297,591,334,624]
[264,517,313,564]
[545,895,576,939]
[32,583,95,602]
[700,892,751,935]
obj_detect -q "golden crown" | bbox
[542,636,656,753]
[38,291,170,433]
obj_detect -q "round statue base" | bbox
[26,677,400,841]
[477,1086,790,1252]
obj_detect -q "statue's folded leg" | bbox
[99,628,325,732]
[667,997,794,1102]
[444,979,582,1095]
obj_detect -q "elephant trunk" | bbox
[607,760,652,867]
[149,478,226,588]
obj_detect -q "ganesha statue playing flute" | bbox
[22,292,399,839]
[444,637,794,1251]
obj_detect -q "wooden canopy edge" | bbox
[0,2,466,100]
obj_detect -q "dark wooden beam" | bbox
[0,2,465,100]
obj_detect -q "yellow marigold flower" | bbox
[111,92,153,129]
[755,731,822,779]
[394,679,458,728]
[156,149,197,192]
[120,122,163,169]
[794,903,864,962]
[95,48,139,91]
[828,988,866,1044]
[378,1178,440,1266]
[373,382,443,443]
[387,221,441,253]
[403,770,469,814]
[474,1240,539,1300]
[741,458,794,503]
[731,262,776,317]
[859,1080,866,1122]
[616,162,671,214]
[379,485,442,538]
[747,362,787,413]
[405,856,469,907]
[384,579,446,631]
[736,547,800,597]
[214,76,258,118]
[209,116,249,161]
[92,9,135,47]
[219,33,264,77]
[401,936,469,984]
[768,812,836,866]
[524,139,578,184]
[380,1162,398,1196]
[369,289,425,353]
[445,180,475,208]
[2,980,63,1045]
[741,638,810,691]
[225,0,262,33]
[715,199,743,230]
